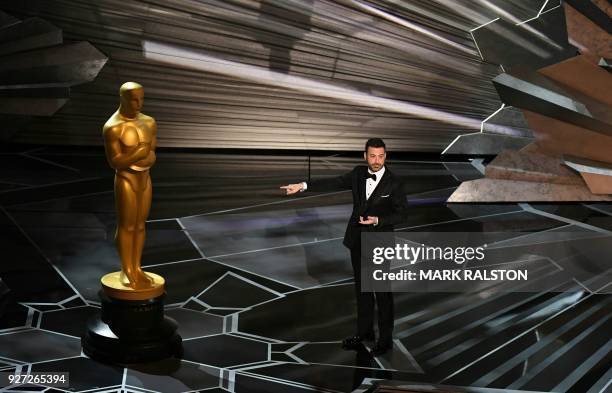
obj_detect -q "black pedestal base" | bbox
[83,291,182,363]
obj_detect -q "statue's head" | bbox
[119,82,144,116]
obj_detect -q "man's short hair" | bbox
[365,138,386,152]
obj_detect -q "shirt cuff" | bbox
[300,182,307,192]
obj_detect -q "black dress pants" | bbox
[350,247,394,345]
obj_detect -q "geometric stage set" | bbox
[1,149,610,392]
[1,0,611,392]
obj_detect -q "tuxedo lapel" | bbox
[365,168,390,209]
[357,167,367,215]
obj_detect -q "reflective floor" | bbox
[0,146,610,393]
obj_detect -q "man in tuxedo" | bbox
[281,138,407,355]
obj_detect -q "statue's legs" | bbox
[132,174,152,284]
[115,173,138,286]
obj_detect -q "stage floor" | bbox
[0,146,610,393]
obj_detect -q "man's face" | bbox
[364,146,386,172]
[122,89,144,113]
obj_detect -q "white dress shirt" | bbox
[366,166,385,200]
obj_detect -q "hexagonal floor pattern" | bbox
[1,147,610,392]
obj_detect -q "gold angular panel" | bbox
[522,110,612,165]
[448,178,612,202]
[564,155,612,194]
[580,172,612,194]
[485,149,583,185]
[539,54,612,107]
[565,3,612,58]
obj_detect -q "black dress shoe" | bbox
[369,341,393,356]
[342,335,366,350]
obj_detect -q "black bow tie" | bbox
[366,173,377,181]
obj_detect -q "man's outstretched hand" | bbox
[359,216,378,225]
[280,183,303,195]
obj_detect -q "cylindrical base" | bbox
[101,271,165,300]
[82,291,182,363]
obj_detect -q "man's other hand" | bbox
[280,183,303,195]
[359,216,378,225]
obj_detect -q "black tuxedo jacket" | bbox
[307,165,408,250]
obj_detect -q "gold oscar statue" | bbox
[82,82,181,363]
[101,81,164,300]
